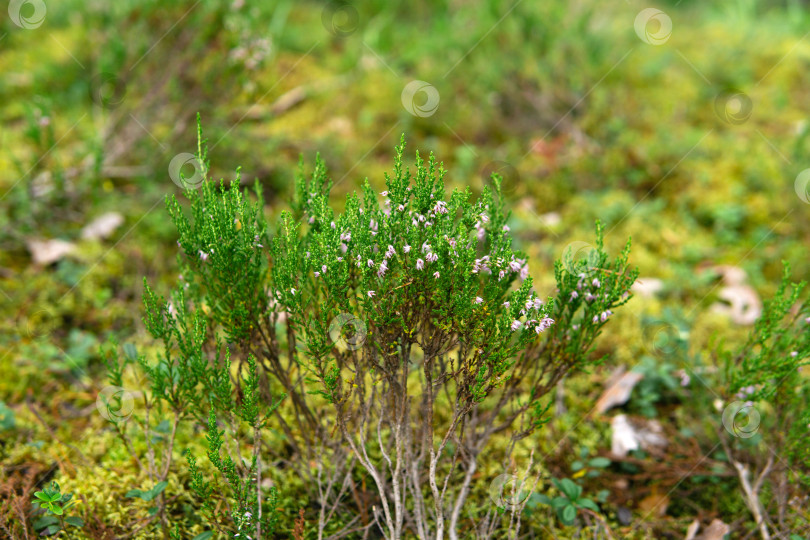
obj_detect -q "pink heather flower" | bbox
[314,271,320,277]
[474,297,484,304]
[386,245,396,258]
[330,221,336,229]
[511,320,523,331]
[359,208,364,214]
[404,245,411,253]
[199,250,209,262]
[448,238,457,248]
[426,252,438,263]
[167,302,175,316]
[503,301,510,307]
[290,288,296,295]
[509,261,522,272]
[417,214,426,223]
[367,259,375,268]
[533,298,544,309]
[520,265,529,280]
[434,201,448,214]
[585,293,595,302]
[421,241,431,253]
[308,216,315,224]
[680,372,690,387]
[592,278,601,288]
[416,259,424,270]
[790,351,798,357]
[477,227,486,241]
[381,191,388,196]
[805,316,810,323]
[321,265,327,274]
[340,232,351,242]
[480,214,490,223]
[412,218,418,226]
[535,317,554,333]
[503,225,510,232]
[397,204,405,212]
[570,291,579,300]
[368,290,376,298]
[433,271,440,279]
[499,270,506,280]
[378,261,388,277]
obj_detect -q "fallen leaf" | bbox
[711,284,762,325]
[631,277,664,298]
[81,212,124,240]
[695,519,730,540]
[26,238,76,266]
[684,519,700,540]
[611,414,667,457]
[596,367,644,413]
[638,492,668,517]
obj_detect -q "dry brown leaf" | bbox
[695,519,730,540]
[638,492,668,517]
[596,368,644,413]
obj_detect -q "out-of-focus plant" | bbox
[720,263,810,539]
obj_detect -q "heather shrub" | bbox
[109,123,638,538]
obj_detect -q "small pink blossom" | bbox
[416,259,424,270]
[403,245,411,253]
[433,271,440,279]
[368,290,376,298]
[426,252,438,263]
[511,320,522,331]
[199,250,209,262]
[474,297,483,304]
[535,317,554,333]
[386,245,396,258]
[367,259,375,268]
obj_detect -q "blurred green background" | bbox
[1,0,809,537]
